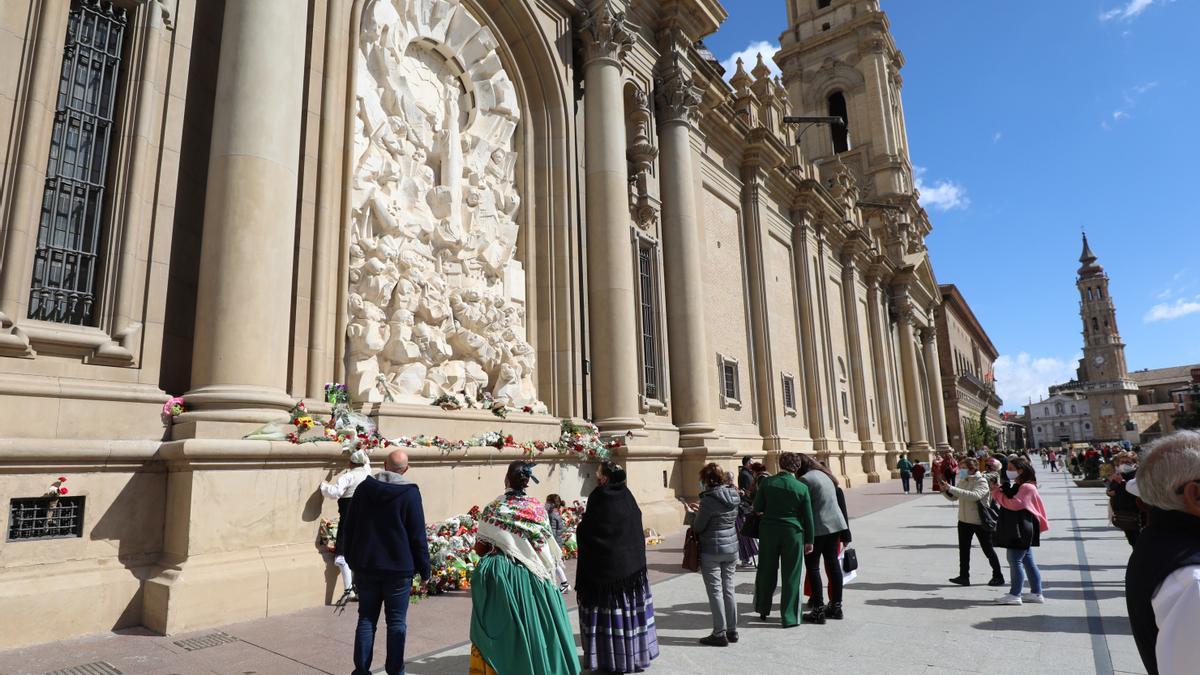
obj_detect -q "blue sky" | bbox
[706,0,1200,410]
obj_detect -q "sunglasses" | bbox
[1176,479,1200,495]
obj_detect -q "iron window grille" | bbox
[7,496,85,541]
[28,0,129,325]
[781,373,797,414]
[718,354,740,409]
[637,243,659,401]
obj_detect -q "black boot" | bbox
[988,575,1006,587]
[825,602,843,620]
[803,604,826,625]
[948,576,970,586]
[699,633,729,647]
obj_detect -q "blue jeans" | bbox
[353,573,413,675]
[900,474,911,493]
[1006,548,1042,596]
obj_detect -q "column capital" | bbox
[918,324,937,346]
[655,52,701,125]
[579,0,636,68]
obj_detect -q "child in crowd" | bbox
[545,493,571,593]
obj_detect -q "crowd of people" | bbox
[320,427,1200,675]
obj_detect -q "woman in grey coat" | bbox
[687,462,741,647]
[796,454,850,624]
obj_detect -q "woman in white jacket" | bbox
[941,458,1005,587]
[320,449,373,600]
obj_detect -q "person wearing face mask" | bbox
[1124,430,1200,675]
[990,458,1050,605]
[942,458,1005,587]
[685,463,742,646]
[1108,453,1145,547]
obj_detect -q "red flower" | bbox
[58,487,68,495]
[504,435,514,446]
[57,476,67,483]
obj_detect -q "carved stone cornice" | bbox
[579,0,636,67]
[655,51,701,125]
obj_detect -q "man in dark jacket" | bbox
[342,448,430,675]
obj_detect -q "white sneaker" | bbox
[1024,594,1045,604]
[995,594,1023,605]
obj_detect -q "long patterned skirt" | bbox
[735,512,759,562]
[579,577,660,673]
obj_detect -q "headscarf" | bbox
[476,493,562,582]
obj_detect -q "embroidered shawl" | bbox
[476,493,562,582]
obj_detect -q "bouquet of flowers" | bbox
[317,518,338,553]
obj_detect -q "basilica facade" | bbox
[0,0,951,646]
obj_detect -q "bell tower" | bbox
[1074,233,1138,440]
[776,0,912,199]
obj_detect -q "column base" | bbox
[594,415,647,436]
[143,545,331,636]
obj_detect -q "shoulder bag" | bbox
[682,527,701,572]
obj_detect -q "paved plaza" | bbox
[0,473,1141,675]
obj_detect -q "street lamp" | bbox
[782,115,845,144]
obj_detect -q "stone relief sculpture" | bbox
[348,0,537,407]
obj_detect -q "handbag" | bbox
[992,507,1036,549]
[841,547,859,573]
[682,527,700,572]
[1112,510,1142,532]
[977,500,1000,532]
[740,512,761,539]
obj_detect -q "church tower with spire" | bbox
[1074,233,1138,440]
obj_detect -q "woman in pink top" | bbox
[989,458,1050,606]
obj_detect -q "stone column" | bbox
[921,325,953,451]
[840,248,877,480]
[578,1,643,434]
[741,168,780,455]
[792,217,827,449]
[895,296,930,455]
[181,0,308,422]
[865,269,901,472]
[0,0,70,356]
[656,54,717,447]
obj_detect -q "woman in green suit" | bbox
[752,452,815,627]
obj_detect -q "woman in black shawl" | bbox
[576,463,660,673]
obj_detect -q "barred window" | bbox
[8,496,85,541]
[28,0,129,325]
[781,373,796,413]
[637,243,660,401]
[718,354,740,408]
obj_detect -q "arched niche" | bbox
[335,0,580,416]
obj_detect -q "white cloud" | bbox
[1104,80,1159,129]
[720,40,781,81]
[992,131,1003,143]
[994,352,1082,407]
[1101,0,1154,21]
[913,166,970,211]
[1144,297,1200,322]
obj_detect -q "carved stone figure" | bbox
[349,0,539,407]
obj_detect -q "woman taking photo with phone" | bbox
[990,458,1050,605]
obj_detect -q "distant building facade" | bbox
[1026,393,1094,448]
[1131,364,1200,440]
[935,284,1003,452]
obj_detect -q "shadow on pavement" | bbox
[865,597,992,610]
[407,652,472,674]
[971,615,1133,636]
[879,543,958,550]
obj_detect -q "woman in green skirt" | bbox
[469,461,581,675]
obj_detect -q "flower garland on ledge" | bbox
[278,383,626,462]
